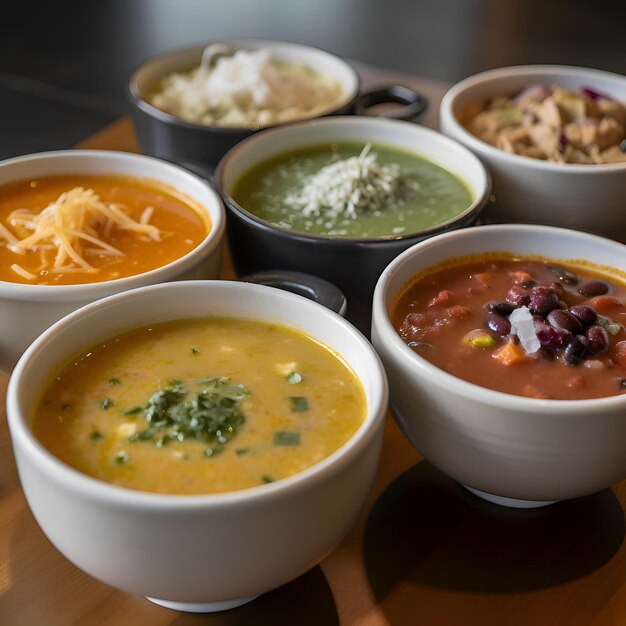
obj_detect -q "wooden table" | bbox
[1,67,625,626]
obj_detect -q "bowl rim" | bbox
[373,223,626,412]
[128,38,362,134]
[440,63,626,173]
[0,150,226,298]
[214,115,492,244]
[7,279,389,510]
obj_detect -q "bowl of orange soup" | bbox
[0,150,225,369]
[371,224,626,507]
[7,279,388,612]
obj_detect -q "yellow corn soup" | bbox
[33,317,367,495]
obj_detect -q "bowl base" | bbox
[146,594,259,613]
[463,485,558,509]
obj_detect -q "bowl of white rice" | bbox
[129,39,427,169]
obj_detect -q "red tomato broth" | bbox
[390,255,626,400]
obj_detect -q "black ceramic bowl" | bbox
[129,39,427,169]
[215,116,491,333]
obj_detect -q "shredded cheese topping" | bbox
[284,144,416,220]
[1,186,161,279]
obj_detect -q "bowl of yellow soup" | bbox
[7,279,388,612]
[0,150,225,369]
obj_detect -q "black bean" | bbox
[486,300,516,316]
[546,309,583,334]
[569,305,598,326]
[585,325,609,355]
[506,286,530,307]
[486,313,511,335]
[520,280,536,289]
[619,379,626,390]
[578,280,611,297]
[548,265,579,285]
[529,286,560,316]
[562,336,587,366]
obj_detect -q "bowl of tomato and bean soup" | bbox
[0,150,225,369]
[371,224,626,507]
[7,280,388,611]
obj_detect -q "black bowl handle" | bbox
[240,270,347,317]
[352,85,428,121]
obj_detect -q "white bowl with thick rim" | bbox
[440,65,626,241]
[371,224,626,507]
[7,280,388,612]
[0,150,225,370]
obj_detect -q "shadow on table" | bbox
[4,505,339,626]
[363,461,624,598]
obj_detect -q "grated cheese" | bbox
[284,144,416,221]
[4,187,161,275]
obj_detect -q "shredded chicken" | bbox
[466,84,626,164]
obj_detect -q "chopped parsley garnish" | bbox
[122,406,144,416]
[191,346,199,355]
[289,396,309,412]
[101,398,114,410]
[236,448,250,456]
[108,377,121,386]
[114,452,129,464]
[274,431,301,446]
[286,371,302,384]
[261,475,274,484]
[90,430,104,442]
[126,377,249,457]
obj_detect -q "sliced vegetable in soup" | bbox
[0,175,209,285]
[32,318,366,494]
[391,255,626,399]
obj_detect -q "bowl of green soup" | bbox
[7,280,388,612]
[215,116,491,332]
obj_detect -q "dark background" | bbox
[2,0,625,159]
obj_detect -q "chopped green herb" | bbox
[274,431,301,446]
[289,396,309,412]
[286,371,302,384]
[127,377,249,456]
[114,452,129,465]
[123,406,144,416]
[90,430,104,442]
[236,448,250,456]
[101,398,114,410]
[108,377,121,386]
[261,475,274,484]
[191,346,199,355]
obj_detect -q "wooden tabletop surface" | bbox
[1,67,624,626]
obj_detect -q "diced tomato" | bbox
[509,271,533,285]
[428,289,454,307]
[614,341,626,366]
[445,305,471,320]
[522,385,551,399]
[590,296,625,314]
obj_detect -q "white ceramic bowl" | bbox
[0,150,225,369]
[372,224,626,507]
[7,280,388,612]
[440,65,626,241]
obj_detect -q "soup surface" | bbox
[232,142,474,238]
[0,175,209,285]
[33,317,366,494]
[391,256,626,399]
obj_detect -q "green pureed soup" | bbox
[232,142,474,238]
